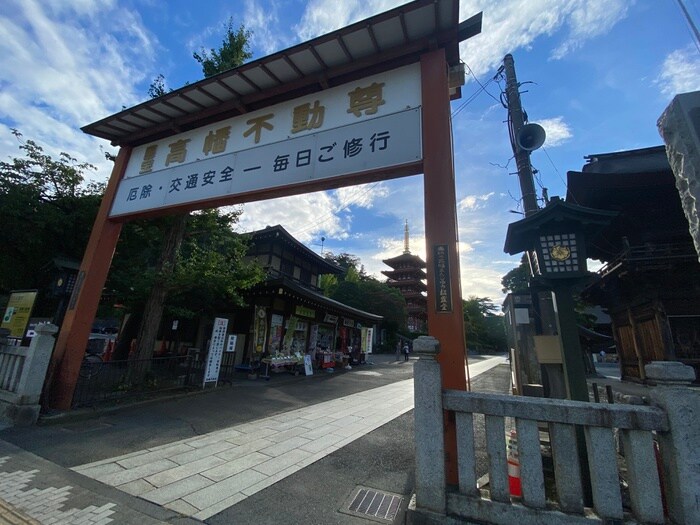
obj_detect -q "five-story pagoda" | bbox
[382,221,428,333]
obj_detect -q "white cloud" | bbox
[239,191,345,243]
[244,0,285,56]
[294,0,405,41]
[656,46,700,97]
[460,260,510,303]
[550,0,630,60]
[539,116,572,147]
[458,192,495,211]
[0,0,157,176]
[459,0,630,77]
[334,181,390,210]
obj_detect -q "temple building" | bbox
[382,221,428,333]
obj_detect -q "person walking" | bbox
[403,343,410,362]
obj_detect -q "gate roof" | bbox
[82,0,481,147]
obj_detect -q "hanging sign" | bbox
[433,244,452,312]
[1,290,38,339]
[110,64,422,218]
[253,306,267,353]
[361,327,374,354]
[203,317,228,386]
[295,306,315,318]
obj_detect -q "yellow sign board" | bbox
[1,290,38,338]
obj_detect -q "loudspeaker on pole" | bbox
[516,123,546,151]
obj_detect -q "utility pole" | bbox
[503,54,538,216]
[502,54,593,503]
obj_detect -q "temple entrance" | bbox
[46,0,483,483]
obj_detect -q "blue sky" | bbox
[1,0,699,303]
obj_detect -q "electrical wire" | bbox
[541,146,573,204]
[291,63,509,242]
[292,64,503,241]
[464,62,502,106]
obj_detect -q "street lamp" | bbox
[504,196,616,401]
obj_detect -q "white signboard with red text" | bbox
[110,64,422,218]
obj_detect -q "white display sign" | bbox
[304,354,314,376]
[226,334,237,353]
[203,317,228,386]
[364,327,373,354]
[110,64,422,218]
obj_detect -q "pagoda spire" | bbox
[403,219,410,254]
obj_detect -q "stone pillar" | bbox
[657,91,700,262]
[412,336,445,515]
[0,323,58,426]
[646,361,700,524]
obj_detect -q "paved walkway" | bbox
[72,380,414,521]
[72,356,507,522]
[0,355,506,524]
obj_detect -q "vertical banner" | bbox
[253,306,267,354]
[225,334,237,353]
[203,317,228,386]
[433,244,453,312]
[361,327,374,354]
[308,324,319,351]
[269,314,283,353]
[283,315,298,352]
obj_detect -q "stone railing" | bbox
[0,323,57,427]
[409,336,700,525]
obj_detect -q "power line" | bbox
[293,64,502,240]
[464,62,502,106]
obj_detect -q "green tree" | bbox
[193,20,252,78]
[463,296,506,352]
[322,251,407,351]
[133,20,254,363]
[501,254,531,294]
[0,131,102,310]
[322,251,371,284]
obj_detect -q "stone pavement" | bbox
[0,355,507,524]
[72,380,415,521]
[72,356,508,521]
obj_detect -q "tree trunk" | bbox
[130,214,188,380]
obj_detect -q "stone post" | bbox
[1,323,59,426]
[646,361,700,524]
[412,335,445,515]
[18,323,58,404]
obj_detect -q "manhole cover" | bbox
[340,486,404,523]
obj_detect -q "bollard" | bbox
[507,430,522,497]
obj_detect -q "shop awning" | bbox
[250,277,383,323]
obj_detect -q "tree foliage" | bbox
[501,254,531,294]
[134,18,254,363]
[0,131,102,302]
[193,19,252,78]
[463,296,506,352]
[320,251,407,348]
[323,252,370,282]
